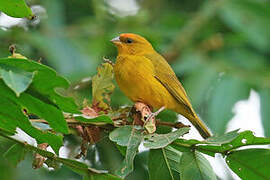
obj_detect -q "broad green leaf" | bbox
[75,115,113,124]
[205,129,240,145]
[260,89,270,137]
[143,127,190,149]
[92,63,115,110]
[0,95,63,153]
[109,126,142,146]
[0,58,80,114]
[207,76,250,134]
[0,67,35,96]
[197,131,270,156]
[113,126,143,178]
[0,80,68,134]
[148,149,175,180]
[172,130,270,156]
[226,149,270,180]
[19,93,68,134]
[172,129,240,148]
[3,143,27,167]
[179,150,216,180]
[220,0,270,51]
[0,0,34,19]
[164,146,183,174]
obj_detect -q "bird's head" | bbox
[111,33,154,55]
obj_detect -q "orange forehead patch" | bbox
[120,33,137,39]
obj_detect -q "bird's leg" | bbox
[144,106,165,124]
[143,106,165,134]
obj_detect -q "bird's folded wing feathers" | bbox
[144,53,195,116]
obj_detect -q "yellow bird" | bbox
[111,33,211,139]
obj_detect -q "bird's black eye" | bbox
[126,38,133,44]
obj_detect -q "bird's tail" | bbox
[188,114,211,139]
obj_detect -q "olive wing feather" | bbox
[144,53,195,116]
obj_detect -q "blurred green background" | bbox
[0,0,270,179]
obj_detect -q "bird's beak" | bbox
[110,36,121,45]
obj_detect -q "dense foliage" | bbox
[0,0,270,180]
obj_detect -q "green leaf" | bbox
[92,63,115,109]
[0,95,63,153]
[220,0,270,51]
[0,67,35,96]
[112,126,143,178]
[0,0,34,19]
[226,149,270,180]
[75,115,113,124]
[172,129,240,149]
[0,81,68,134]
[109,126,140,146]
[3,143,27,167]
[260,89,270,137]
[205,129,240,145]
[164,146,183,174]
[197,131,270,156]
[143,127,190,149]
[0,58,80,114]
[172,130,270,156]
[20,93,68,134]
[148,148,175,180]
[207,76,250,134]
[179,150,216,180]
[57,158,90,175]
[59,158,122,179]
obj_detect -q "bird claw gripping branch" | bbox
[134,102,164,134]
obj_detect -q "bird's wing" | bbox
[144,53,195,115]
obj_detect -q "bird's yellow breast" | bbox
[114,55,178,110]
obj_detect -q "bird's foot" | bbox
[143,106,165,134]
[133,102,164,133]
[145,106,165,123]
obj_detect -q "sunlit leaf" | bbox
[0,0,34,19]
[75,115,113,124]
